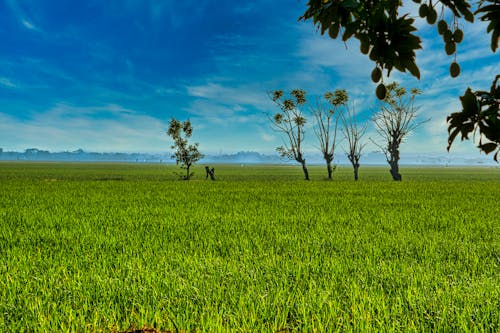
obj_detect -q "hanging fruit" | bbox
[376,83,387,100]
[450,62,461,78]
[371,67,382,83]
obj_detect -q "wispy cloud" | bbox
[186,82,272,111]
[0,104,168,153]
[260,132,275,142]
[0,77,17,88]
[5,0,41,32]
[296,28,373,80]
[21,19,38,31]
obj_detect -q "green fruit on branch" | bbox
[360,39,370,54]
[328,24,339,39]
[450,62,461,78]
[445,42,456,55]
[419,4,429,18]
[376,83,387,100]
[443,30,453,43]
[427,8,437,24]
[371,67,382,83]
[437,20,448,35]
[453,29,464,43]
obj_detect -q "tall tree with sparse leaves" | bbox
[372,82,428,181]
[269,89,310,180]
[300,0,500,160]
[341,102,367,181]
[167,118,204,180]
[312,89,349,179]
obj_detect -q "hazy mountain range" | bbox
[0,148,497,166]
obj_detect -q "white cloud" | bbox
[21,19,38,31]
[147,0,210,27]
[184,98,265,128]
[5,0,41,32]
[260,132,275,142]
[186,82,272,111]
[0,77,17,88]
[295,27,373,81]
[0,104,168,153]
[183,81,276,135]
[155,87,178,96]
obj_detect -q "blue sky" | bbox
[0,0,498,158]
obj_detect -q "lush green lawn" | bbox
[0,162,499,332]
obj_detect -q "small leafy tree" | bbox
[372,82,428,181]
[269,89,310,180]
[167,118,204,180]
[312,89,349,179]
[341,102,367,181]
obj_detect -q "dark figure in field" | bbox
[205,166,215,180]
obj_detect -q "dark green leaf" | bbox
[460,88,480,116]
[328,24,340,39]
[342,0,359,9]
[406,61,421,79]
[478,142,498,154]
[342,24,356,41]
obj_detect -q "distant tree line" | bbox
[0,148,167,162]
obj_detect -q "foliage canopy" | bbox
[167,118,204,180]
[312,89,349,179]
[372,82,428,181]
[269,89,310,180]
[300,0,500,160]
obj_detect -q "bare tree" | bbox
[341,103,367,181]
[372,82,428,181]
[312,89,349,180]
[167,118,204,180]
[269,89,310,180]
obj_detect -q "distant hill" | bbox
[0,148,283,164]
[203,151,285,164]
[0,148,167,163]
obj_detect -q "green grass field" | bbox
[0,162,499,332]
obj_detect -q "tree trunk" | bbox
[301,161,310,181]
[389,162,402,181]
[326,160,333,180]
[353,163,359,181]
[186,164,191,180]
[388,140,402,181]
